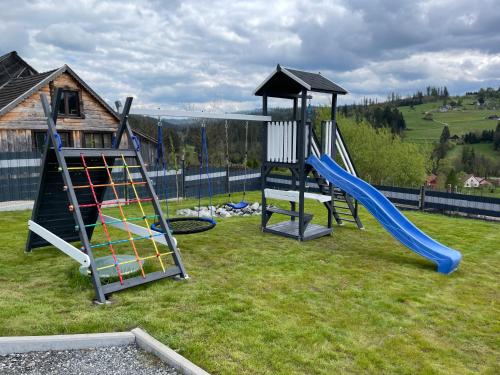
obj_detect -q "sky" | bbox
[2,0,500,111]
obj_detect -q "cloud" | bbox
[0,0,499,109]
[35,23,97,52]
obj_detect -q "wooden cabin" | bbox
[0,51,156,163]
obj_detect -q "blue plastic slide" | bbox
[307,154,462,274]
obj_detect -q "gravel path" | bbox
[0,345,180,375]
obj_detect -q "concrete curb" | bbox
[132,328,210,375]
[0,328,210,375]
[0,332,135,356]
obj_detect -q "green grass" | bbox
[0,192,499,374]
[400,101,499,143]
[445,142,499,162]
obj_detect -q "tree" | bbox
[443,86,449,98]
[461,146,476,173]
[445,168,458,187]
[315,107,428,186]
[494,122,500,151]
[439,125,450,143]
[433,142,447,160]
[478,90,485,105]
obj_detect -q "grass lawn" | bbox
[444,142,500,162]
[0,191,499,374]
[400,102,499,143]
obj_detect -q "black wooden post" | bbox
[329,94,339,227]
[261,95,268,231]
[420,185,426,210]
[291,97,298,190]
[331,94,338,160]
[292,97,298,121]
[120,100,187,278]
[298,89,307,240]
[39,93,107,303]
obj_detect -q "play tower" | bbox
[255,65,363,241]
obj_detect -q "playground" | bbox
[0,193,498,374]
[0,66,498,374]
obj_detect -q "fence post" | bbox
[225,164,230,196]
[181,158,186,199]
[419,185,426,210]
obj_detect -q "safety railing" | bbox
[266,121,297,163]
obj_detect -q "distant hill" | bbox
[399,97,500,143]
[339,88,500,185]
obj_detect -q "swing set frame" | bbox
[129,108,272,234]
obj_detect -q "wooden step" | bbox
[264,188,332,203]
[266,207,313,220]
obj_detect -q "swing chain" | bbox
[243,121,248,199]
[225,120,231,199]
[156,117,170,220]
[200,120,214,219]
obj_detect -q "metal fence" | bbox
[265,174,500,219]
[1,151,499,219]
[0,151,42,201]
[0,151,261,204]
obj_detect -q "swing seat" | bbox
[226,201,249,210]
[151,217,216,235]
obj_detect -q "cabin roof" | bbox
[0,51,39,88]
[254,64,347,97]
[0,63,121,121]
[0,69,56,112]
[0,51,157,144]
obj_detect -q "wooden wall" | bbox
[0,72,120,151]
[0,71,158,163]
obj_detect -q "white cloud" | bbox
[0,0,499,109]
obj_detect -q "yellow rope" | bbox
[120,154,166,272]
[96,251,174,271]
[101,154,146,278]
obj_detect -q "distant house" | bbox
[479,178,493,187]
[488,177,500,187]
[449,134,460,141]
[0,51,156,163]
[425,174,438,188]
[463,175,492,188]
[438,105,452,112]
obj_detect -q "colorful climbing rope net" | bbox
[70,153,175,283]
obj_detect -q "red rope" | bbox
[80,154,124,284]
[101,154,146,278]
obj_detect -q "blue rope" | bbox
[131,135,141,151]
[156,120,170,219]
[54,132,62,151]
[201,125,214,219]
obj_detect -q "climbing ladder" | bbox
[26,90,187,303]
[310,121,363,229]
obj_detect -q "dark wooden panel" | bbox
[28,149,114,249]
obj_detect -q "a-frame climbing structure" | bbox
[26,89,187,303]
